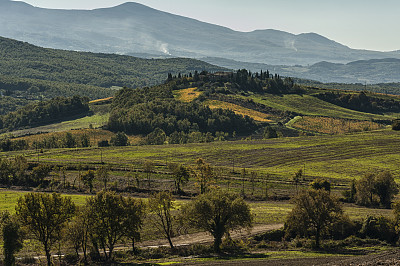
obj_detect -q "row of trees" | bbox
[169,70,303,95]
[2,189,252,265]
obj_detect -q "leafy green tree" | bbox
[392,120,400,130]
[263,125,278,139]
[148,191,175,249]
[169,163,190,194]
[81,170,95,193]
[144,160,154,189]
[292,168,303,194]
[374,171,398,208]
[309,178,331,192]
[65,206,91,262]
[123,197,146,252]
[110,132,129,146]
[192,158,214,194]
[0,158,11,187]
[356,173,377,206]
[96,165,111,190]
[16,193,75,266]
[63,132,76,148]
[31,164,52,186]
[1,211,24,266]
[146,128,167,145]
[285,189,343,248]
[181,189,253,253]
[85,191,128,261]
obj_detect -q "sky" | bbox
[15,0,400,52]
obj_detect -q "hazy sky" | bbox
[15,0,400,52]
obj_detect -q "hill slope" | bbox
[0,1,399,66]
[0,36,225,112]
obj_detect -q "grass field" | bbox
[4,113,110,138]
[205,99,272,122]
[20,129,400,183]
[0,190,392,224]
[246,94,398,121]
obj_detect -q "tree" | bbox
[96,165,111,190]
[392,119,400,130]
[123,197,146,252]
[309,178,331,192]
[31,164,52,186]
[16,193,75,266]
[146,128,166,145]
[192,158,214,194]
[110,132,129,146]
[356,173,377,206]
[181,189,253,253]
[285,189,343,248]
[148,191,175,249]
[63,132,76,148]
[85,191,129,261]
[292,168,303,194]
[169,163,190,194]
[81,170,95,193]
[143,160,154,189]
[65,206,91,262]
[374,171,398,208]
[249,171,258,196]
[263,125,278,139]
[1,211,24,266]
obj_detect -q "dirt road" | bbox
[139,223,284,248]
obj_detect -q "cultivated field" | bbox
[18,129,399,183]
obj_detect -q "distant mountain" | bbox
[202,57,400,84]
[0,1,399,66]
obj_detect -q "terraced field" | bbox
[13,129,400,183]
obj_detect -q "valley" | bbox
[0,1,400,264]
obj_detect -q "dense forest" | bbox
[0,37,225,89]
[0,96,89,132]
[108,84,258,139]
[315,91,400,113]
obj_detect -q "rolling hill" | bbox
[0,36,225,112]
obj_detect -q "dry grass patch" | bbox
[291,116,385,134]
[176,87,202,102]
[206,100,272,122]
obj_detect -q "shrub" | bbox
[392,120,400,130]
[254,228,285,242]
[360,216,397,244]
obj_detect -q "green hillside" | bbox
[0,36,225,112]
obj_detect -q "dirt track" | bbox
[139,223,284,248]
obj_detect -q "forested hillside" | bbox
[0,36,225,113]
[0,96,89,132]
[108,83,258,143]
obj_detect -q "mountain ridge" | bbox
[1,1,399,66]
